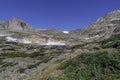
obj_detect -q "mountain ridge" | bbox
[0,9,120,45]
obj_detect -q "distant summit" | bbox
[0,17,34,31]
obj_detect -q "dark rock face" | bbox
[0,21,9,30]
[0,17,34,31]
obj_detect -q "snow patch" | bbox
[46,41,65,45]
[94,35,100,38]
[84,38,90,40]
[6,37,17,42]
[0,34,5,37]
[62,31,69,34]
[22,39,31,44]
[84,35,100,40]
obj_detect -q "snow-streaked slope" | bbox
[4,36,65,45]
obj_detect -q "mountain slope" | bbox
[70,9,120,40]
[0,18,69,45]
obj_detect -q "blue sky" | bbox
[0,0,120,30]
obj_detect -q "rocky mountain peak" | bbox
[0,17,34,31]
[10,17,23,23]
[95,9,120,23]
